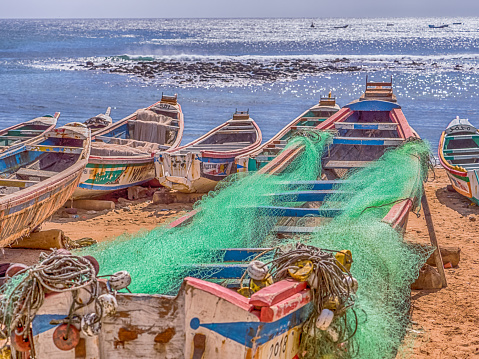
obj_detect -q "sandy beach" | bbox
[1,167,478,358]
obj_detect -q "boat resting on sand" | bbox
[74,95,184,199]
[0,113,59,154]
[0,123,90,247]
[84,107,113,134]
[13,243,356,358]
[316,79,417,180]
[155,110,262,193]
[236,97,340,173]
[438,116,479,204]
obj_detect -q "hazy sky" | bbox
[1,0,479,19]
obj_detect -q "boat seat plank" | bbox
[332,137,403,146]
[334,122,398,130]
[291,126,318,130]
[7,130,45,135]
[323,160,370,169]
[273,226,316,234]
[16,168,58,179]
[183,264,248,279]
[281,179,348,190]
[446,134,479,141]
[268,189,345,202]
[256,206,343,218]
[223,126,255,130]
[453,163,479,169]
[443,148,479,154]
[0,136,31,140]
[220,248,274,262]
[300,117,325,121]
[0,178,39,188]
[444,154,479,160]
[216,129,257,134]
[25,145,83,154]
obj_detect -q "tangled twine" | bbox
[0,250,97,350]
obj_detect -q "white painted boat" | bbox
[74,95,184,199]
[235,97,339,173]
[438,116,479,204]
[155,110,262,193]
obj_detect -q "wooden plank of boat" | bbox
[323,160,370,169]
[16,168,58,179]
[256,206,343,217]
[443,148,479,154]
[272,226,316,234]
[25,144,83,154]
[267,189,344,202]
[332,137,403,145]
[0,178,38,188]
[334,122,398,130]
[280,180,348,190]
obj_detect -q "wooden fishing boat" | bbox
[0,113,59,154]
[438,116,479,204]
[155,110,262,193]
[236,97,340,173]
[74,95,184,199]
[0,122,90,247]
[428,24,448,28]
[83,107,112,134]
[316,78,417,180]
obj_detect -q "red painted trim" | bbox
[259,289,311,322]
[314,108,352,130]
[185,277,255,313]
[168,209,199,228]
[382,199,413,229]
[390,109,414,139]
[249,280,307,307]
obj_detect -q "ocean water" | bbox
[0,17,479,150]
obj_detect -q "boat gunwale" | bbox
[438,131,469,177]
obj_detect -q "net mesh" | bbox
[73,134,433,358]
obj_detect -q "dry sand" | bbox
[1,168,478,358]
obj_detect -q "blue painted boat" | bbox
[0,123,90,246]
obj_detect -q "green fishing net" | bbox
[78,131,334,294]
[75,134,433,359]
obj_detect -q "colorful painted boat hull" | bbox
[438,119,479,204]
[0,123,90,246]
[74,97,184,199]
[29,276,311,358]
[74,157,155,199]
[156,112,262,193]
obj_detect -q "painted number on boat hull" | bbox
[257,327,300,359]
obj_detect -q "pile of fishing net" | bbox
[4,132,430,358]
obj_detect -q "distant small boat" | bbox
[333,24,349,29]
[438,116,479,204]
[387,23,394,26]
[0,123,90,246]
[74,95,184,199]
[0,113,58,154]
[156,110,262,193]
[83,107,113,134]
[310,22,315,28]
[452,22,462,25]
[429,24,449,28]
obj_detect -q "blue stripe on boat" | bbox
[77,179,151,191]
